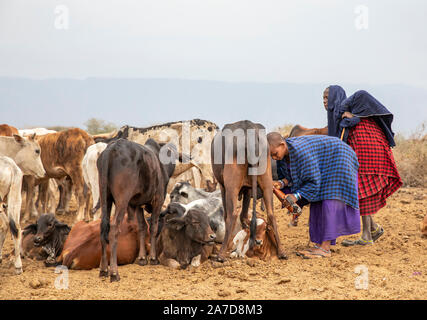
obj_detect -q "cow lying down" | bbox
[59,215,150,270]
[230,216,278,260]
[22,214,71,266]
[156,208,216,269]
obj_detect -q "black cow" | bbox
[156,208,216,269]
[22,214,70,266]
[98,138,178,282]
[211,120,287,262]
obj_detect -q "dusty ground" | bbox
[0,187,426,300]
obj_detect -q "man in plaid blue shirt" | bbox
[267,132,361,258]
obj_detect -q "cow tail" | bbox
[249,173,257,249]
[99,153,110,244]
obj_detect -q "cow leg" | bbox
[239,189,251,229]
[22,176,37,222]
[56,177,72,215]
[71,170,87,222]
[216,166,244,262]
[134,206,148,266]
[12,225,23,274]
[219,184,227,222]
[38,180,49,214]
[99,198,113,278]
[148,201,162,265]
[109,204,126,282]
[258,174,287,259]
[83,184,92,222]
[0,229,6,264]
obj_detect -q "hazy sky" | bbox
[1,0,427,88]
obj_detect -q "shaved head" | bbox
[267,132,288,160]
[267,132,284,147]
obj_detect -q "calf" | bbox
[156,208,216,269]
[22,214,70,266]
[82,142,107,220]
[98,138,178,281]
[211,120,286,262]
[0,157,24,273]
[160,197,225,243]
[170,181,221,204]
[59,216,149,270]
[231,217,278,260]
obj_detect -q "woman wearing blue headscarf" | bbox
[323,86,402,246]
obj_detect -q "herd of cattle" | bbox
[0,120,426,282]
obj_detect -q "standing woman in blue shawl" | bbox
[323,86,402,246]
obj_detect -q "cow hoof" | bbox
[149,258,159,265]
[278,252,288,260]
[136,257,147,266]
[110,274,120,282]
[15,267,23,275]
[215,255,227,263]
[99,270,109,278]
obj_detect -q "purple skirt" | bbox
[309,200,360,245]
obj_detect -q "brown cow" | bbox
[59,216,150,270]
[230,216,278,260]
[0,124,19,137]
[23,128,94,222]
[288,124,328,137]
[211,120,287,262]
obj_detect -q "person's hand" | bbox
[273,181,282,189]
[342,111,354,119]
[285,194,297,204]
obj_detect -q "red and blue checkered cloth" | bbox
[285,135,360,209]
[347,117,402,215]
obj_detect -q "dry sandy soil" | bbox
[0,187,426,300]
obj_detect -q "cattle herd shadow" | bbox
[0,187,426,300]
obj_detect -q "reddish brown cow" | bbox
[59,216,150,270]
[0,124,19,137]
[24,129,94,222]
[211,120,286,262]
[231,217,278,260]
[288,124,328,137]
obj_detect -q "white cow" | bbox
[0,156,24,274]
[82,142,107,220]
[0,135,45,179]
[18,128,57,137]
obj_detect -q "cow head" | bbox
[23,214,70,247]
[170,182,195,204]
[12,134,46,179]
[166,209,216,245]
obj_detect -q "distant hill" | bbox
[0,77,425,135]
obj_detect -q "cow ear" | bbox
[29,133,36,141]
[55,221,70,233]
[23,223,37,236]
[13,134,24,144]
[166,217,186,230]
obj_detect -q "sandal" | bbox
[341,238,373,247]
[371,225,384,242]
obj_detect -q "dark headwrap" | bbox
[326,85,347,138]
[340,90,396,147]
